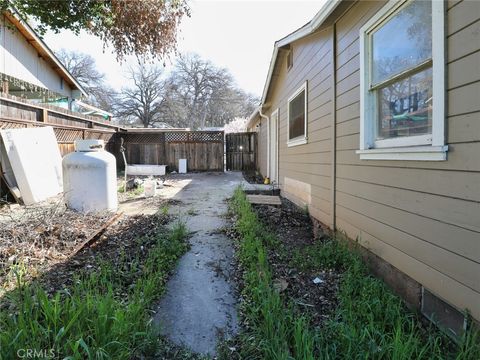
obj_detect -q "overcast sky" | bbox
[44,0,326,97]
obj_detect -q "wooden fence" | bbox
[0,95,225,199]
[0,95,119,157]
[225,132,256,171]
[119,130,224,172]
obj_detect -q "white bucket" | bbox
[144,179,157,197]
[179,159,187,174]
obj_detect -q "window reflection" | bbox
[289,90,305,140]
[377,67,432,140]
[372,0,432,85]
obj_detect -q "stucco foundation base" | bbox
[282,177,331,227]
[282,177,311,207]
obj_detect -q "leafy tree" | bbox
[5,0,190,60]
[56,49,117,112]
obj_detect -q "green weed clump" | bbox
[230,187,316,359]
[0,221,188,359]
[230,187,479,360]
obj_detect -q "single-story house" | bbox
[0,8,87,109]
[247,0,479,334]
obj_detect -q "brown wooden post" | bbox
[161,132,167,165]
[221,131,225,172]
[40,108,48,123]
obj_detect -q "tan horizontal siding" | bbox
[447,0,463,11]
[336,186,480,264]
[336,102,359,123]
[336,192,480,293]
[447,18,480,62]
[336,178,480,234]
[448,50,480,90]
[447,0,480,35]
[448,113,480,143]
[331,0,480,319]
[336,216,480,320]
[258,0,480,320]
[254,118,268,177]
[448,82,480,116]
[266,28,334,227]
[337,129,480,172]
[336,117,359,137]
[336,162,480,202]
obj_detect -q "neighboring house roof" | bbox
[247,0,342,128]
[3,9,88,97]
[73,100,114,118]
[122,127,192,132]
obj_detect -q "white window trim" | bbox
[287,80,308,147]
[357,0,447,161]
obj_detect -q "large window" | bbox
[287,81,307,147]
[357,0,446,161]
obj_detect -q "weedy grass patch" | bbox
[229,187,479,359]
[0,220,189,359]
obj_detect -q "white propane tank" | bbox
[63,139,118,213]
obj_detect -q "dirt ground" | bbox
[238,197,341,328]
[0,175,191,297]
[242,171,264,184]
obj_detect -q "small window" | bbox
[287,81,307,147]
[287,49,293,71]
[357,0,447,161]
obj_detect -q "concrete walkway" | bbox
[154,172,242,356]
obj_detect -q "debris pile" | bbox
[0,196,111,292]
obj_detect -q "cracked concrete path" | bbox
[153,172,243,356]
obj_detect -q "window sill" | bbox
[287,137,307,147]
[356,145,448,161]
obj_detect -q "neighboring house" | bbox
[0,9,87,109]
[72,101,113,121]
[247,0,480,333]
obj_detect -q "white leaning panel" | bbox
[0,126,63,204]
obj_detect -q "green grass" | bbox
[229,187,480,359]
[0,220,189,359]
[118,184,144,196]
[229,187,317,359]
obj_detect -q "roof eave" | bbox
[259,0,341,106]
[246,107,261,129]
[3,10,88,97]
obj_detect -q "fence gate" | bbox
[226,132,257,171]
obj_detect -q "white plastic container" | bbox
[126,164,166,176]
[63,140,118,213]
[144,179,157,197]
[179,159,187,174]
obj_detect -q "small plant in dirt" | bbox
[226,187,480,360]
[291,235,355,273]
[118,184,144,196]
[186,207,198,216]
[160,204,170,216]
[0,220,189,359]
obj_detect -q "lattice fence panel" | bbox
[122,133,164,143]
[164,132,189,142]
[54,128,84,143]
[0,121,28,129]
[84,131,115,143]
[189,132,223,142]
